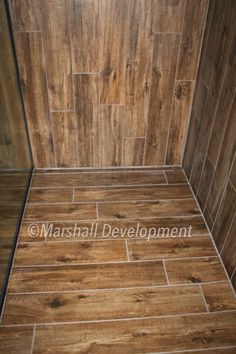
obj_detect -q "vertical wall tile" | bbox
[99,0,129,104]
[71,0,98,73]
[100,105,124,167]
[74,74,99,167]
[197,156,214,210]
[145,33,180,165]
[123,138,145,166]
[166,80,194,165]
[41,0,73,110]
[152,0,185,33]
[177,0,208,80]
[51,112,78,167]
[124,0,153,137]
[14,32,55,167]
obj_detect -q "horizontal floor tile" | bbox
[2,285,206,324]
[8,261,167,293]
[201,282,236,312]
[32,171,167,188]
[128,236,217,261]
[165,257,227,284]
[33,312,236,353]
[165,170,187,184]
[28,188,73,203]
[13,240,127,266]
[0,326,33,354]
[98,199,199,219]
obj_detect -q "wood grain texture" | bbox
[100,105,124,166]
[166,81,194,164]
[145,33,180,165]
[74,74,99,167]
[152,0,185,33]
[98,199,199,219]
[14,32,55,167]
[9,0,40,31]
[197,156,214,210]
[122,138,145,166]
[220,212,236,277]
[165,257,227,284]
[24,203,96,221]
[14,240,127,266]
[128,236,216,261]
[124,0,152,136]
[51,112,78,167]
[0,326,33,354]
[28,188,73,204]
[2,285,206,325]
[8,261,167,293]
[165,170,187,184]
[99,0,129,104]
[74,184,192,202]
[71,0,98,72]
[177,0,208,80]
[33,312,236,353]
[41,0,73,110]
[201,282,236,312]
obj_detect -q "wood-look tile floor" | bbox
[0,167,236,354]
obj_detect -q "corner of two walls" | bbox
[9,0,208,169]
[183,0,236,291]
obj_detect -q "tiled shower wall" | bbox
[183,0,236,290]
[9,0,208,168]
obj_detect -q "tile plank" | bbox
[202,282,236,312]
[0,326,33,354]
[98,199,199,219]
[165,257,227,284]
[14,240,127,266]
[8,261,167,293]
[33,312,236,353]
[122,138,145,166]
[128,236,217,261]
[2,285,206,324]
[152,0,185,33]
[28,188,73,204]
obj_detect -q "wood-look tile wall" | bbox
[183,0,236,289]
[9,0,208,168]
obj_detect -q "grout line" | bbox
[34,165,182,172]
[125,240,130,261]
[31,324,36,354]
[8,281,229,296]
[72,188,75,203]
[182,169,236,298]
[163,171,168,184]
[162,260,170,285]
[12,256,220,269]
[152,345,236,354]
[96,203,99,220]
[1,309,236,328]
[198,283,209,312]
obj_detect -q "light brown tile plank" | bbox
[202,282,236,312]
[0,326,33,354]
[122,138,145,166]
[177,0,208,80]
[74,74,99,167]
[33,312,236,353]
[152,0,185,33]
[98,199,199,219]
[165,257,227,284]
[32,171,167,187]
[41,0,73,110]
[100,105,124,167]
[0,222,17,243]
[51,112,78,167]
[0,173,28,188]
[0,188,25,204]
[145,33,180,165]
[2,285,206,324]
[99,0,129,104]
[71,0,98,72]
[0,205,21,222]
[166,81,194,164]
[14,240,127,266]
[14,32,55,168]
[28,188,73,204]
[24,203,96,221]
[128,236,217,261]
[8,261,167,293]
[124,0,152,136]
[74,184,192,203]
